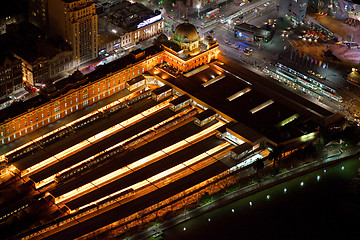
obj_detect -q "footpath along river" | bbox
[163,157,360,240]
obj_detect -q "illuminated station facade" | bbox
[0,19,219,146]
[0,19,344,239]
[0,18,341,167]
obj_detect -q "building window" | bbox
[55,113,60,119]
[55,107,60,113]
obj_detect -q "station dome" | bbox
[172,19,199,43]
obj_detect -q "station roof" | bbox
[152,85,172,96]
[169,95,190,106]
[127,75,146,86]
[194,109,216,121]
[231,142,253,155]
[151,55,341,144]
[226,122,264,144]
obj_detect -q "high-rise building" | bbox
[48,0,98,66]
[28,0,48,32]
[279,0,309,24]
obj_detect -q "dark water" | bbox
[163,158,360,240]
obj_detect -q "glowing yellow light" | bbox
[23,101,171,178]
[55,122,224,204]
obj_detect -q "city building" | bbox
[97,0,164,56]
[0,54,23,101]
[3,22,74,86]
[28,0,48,32]
[0,18,345,240]
[279,0,309,24]
[309,0,360,19]
[0,18,340,154]
[48,0,98,66]
[0,19,216,146]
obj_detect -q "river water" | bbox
[163,157,360,240]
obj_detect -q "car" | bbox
[208,29,214,34]
[245,47,253,52]
[308,70,315,75]
[168,14,173,19]
[316,73,324,79]
[243,49,251,56]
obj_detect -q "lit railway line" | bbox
[22,100,172,178]
[2,90,151,163]
[21,142,230,240]
[54,121,225,204]
[76,142,230,212]
[35,108,197,188]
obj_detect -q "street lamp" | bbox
[197,4,200,19]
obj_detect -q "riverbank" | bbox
[128,145,360,240]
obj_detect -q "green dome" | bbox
[173,19,199,43]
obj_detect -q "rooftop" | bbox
[99,0,162,32]
[194,109,216,121]
[0,45,162,123]
[150,56,341,144]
